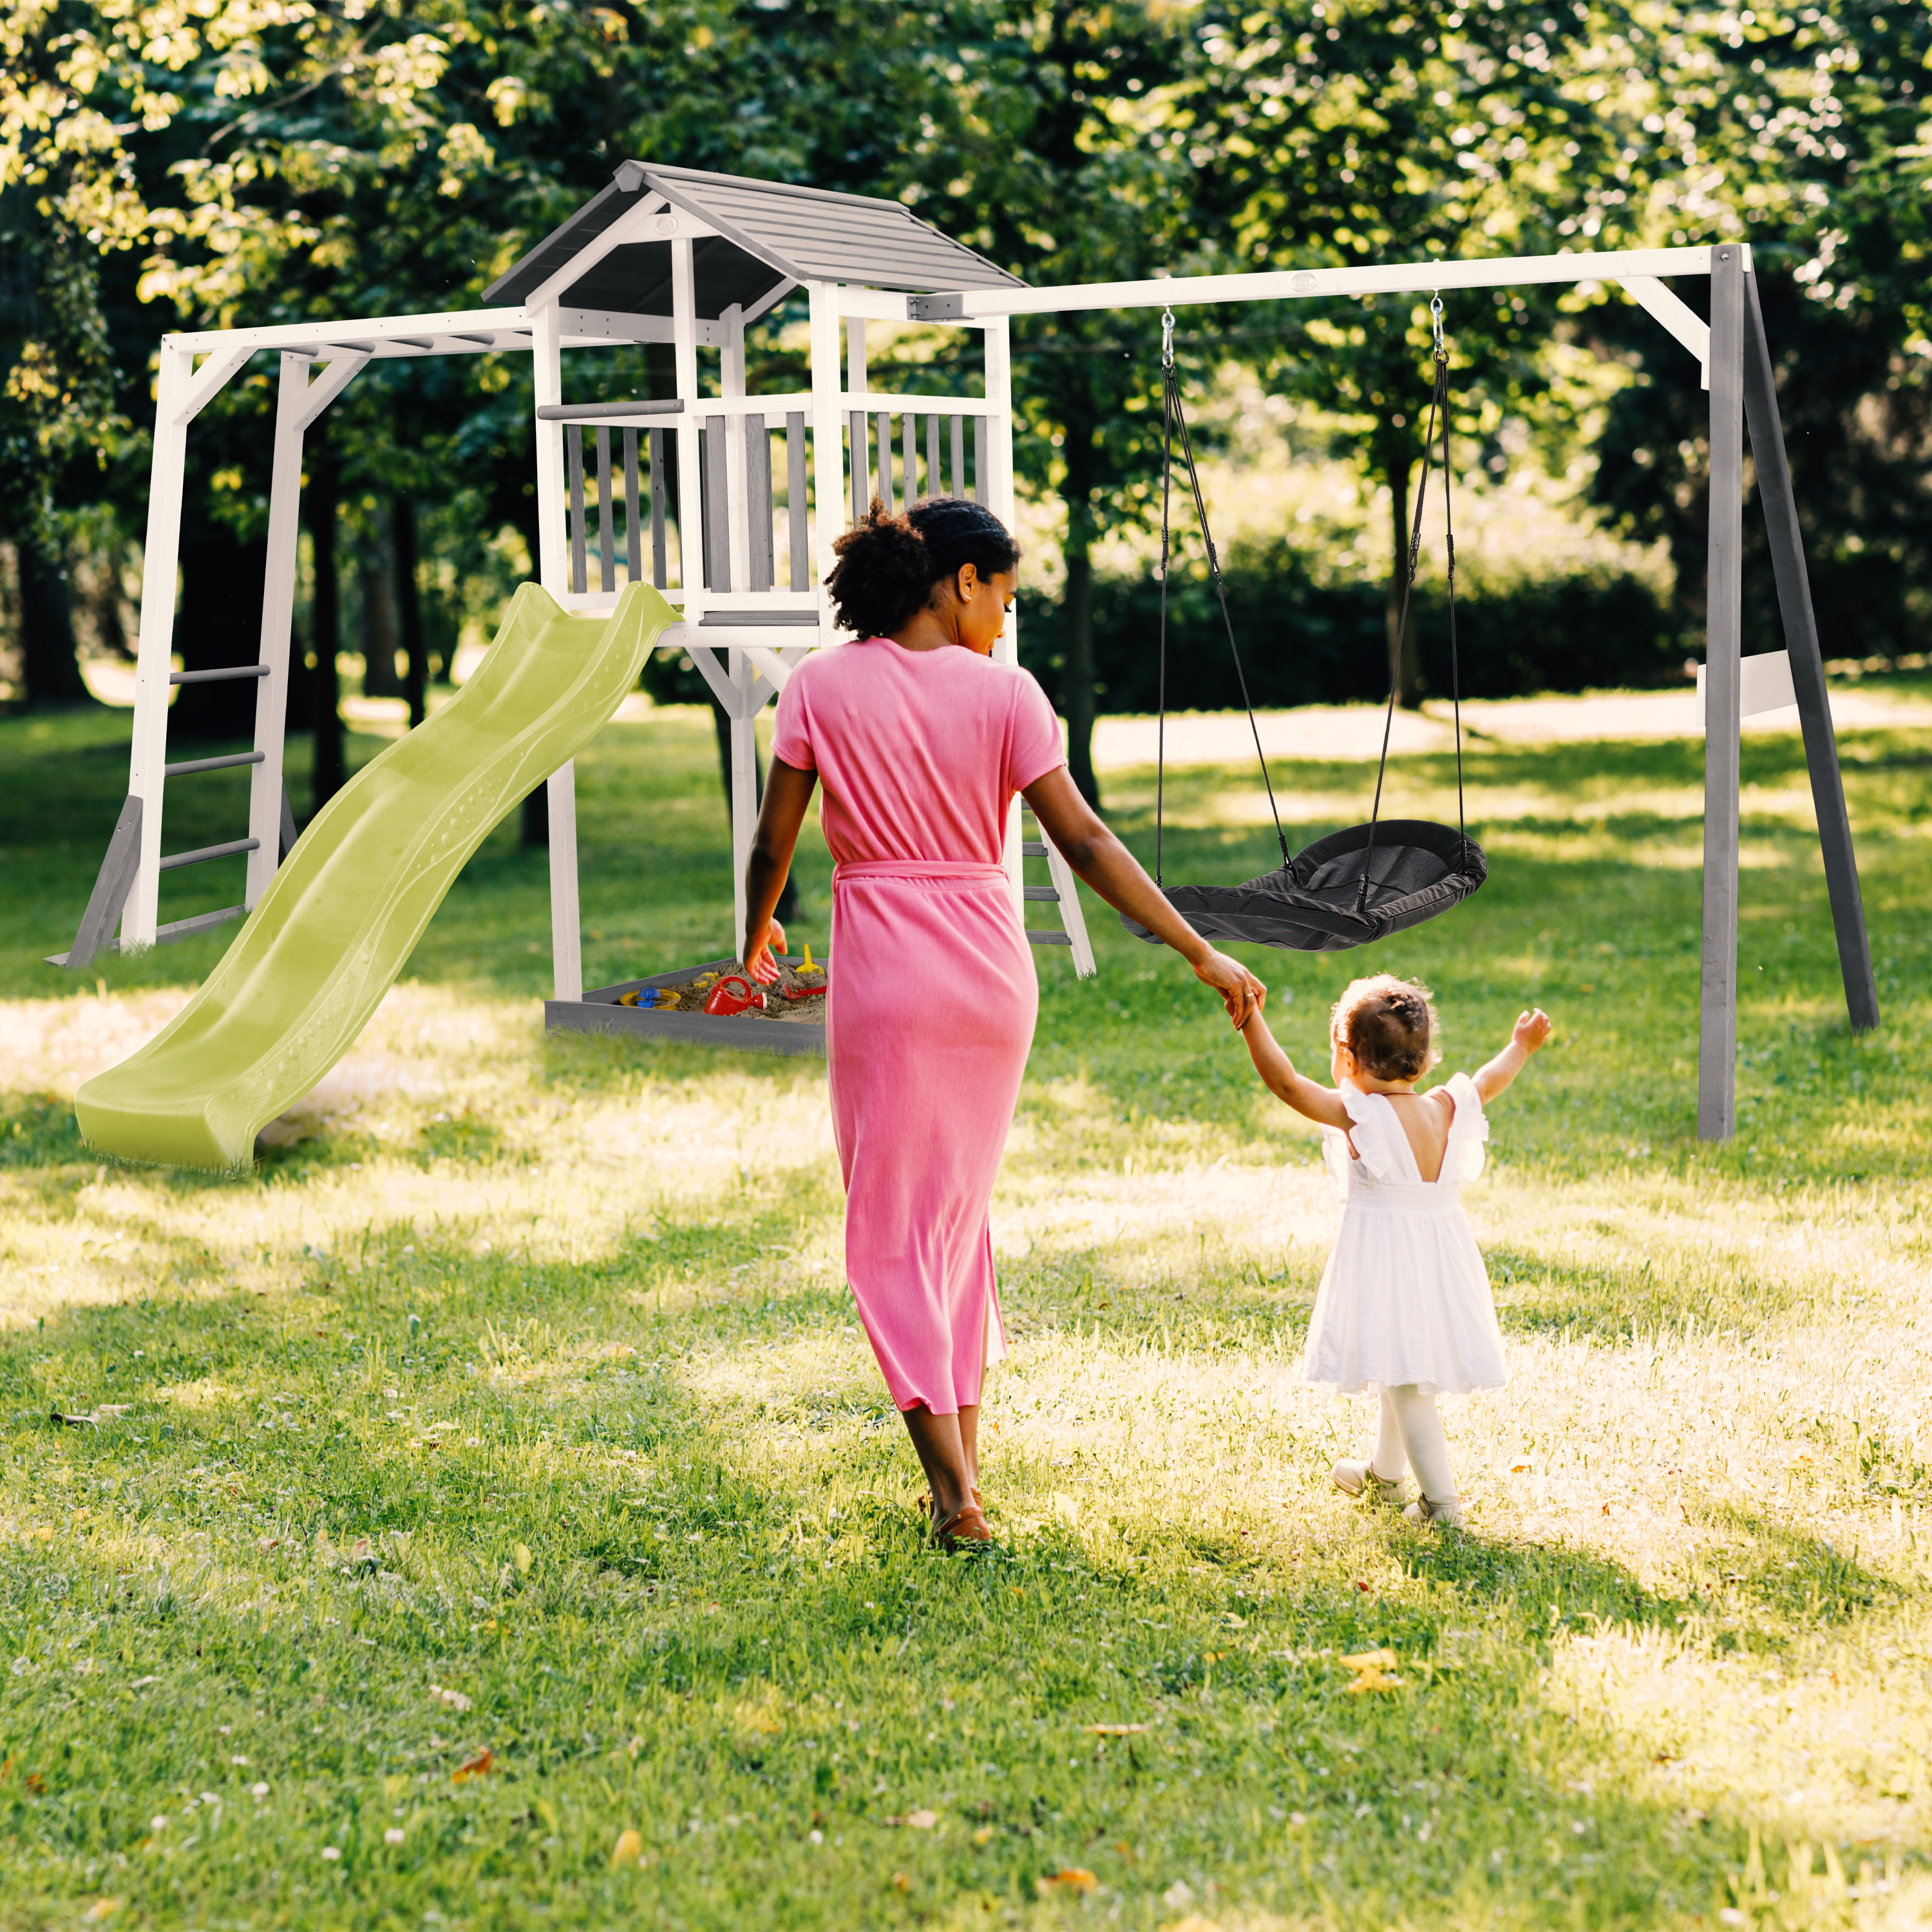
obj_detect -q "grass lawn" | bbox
[3,691,1932,1930]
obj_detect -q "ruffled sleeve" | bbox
[1319,1079,1416,1198]
[1441,1071,1490,1184]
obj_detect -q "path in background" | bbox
[1091,685,1932,770]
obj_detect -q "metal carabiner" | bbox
[1430,292,1446,363]
[1161,305,1175,371]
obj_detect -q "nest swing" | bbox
[1121,299,1486,954]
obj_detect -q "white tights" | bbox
[1370,1384,1457,1504]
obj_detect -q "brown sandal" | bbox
[931,1499,992,1548]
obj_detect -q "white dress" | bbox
[1302,1074,1507,1396]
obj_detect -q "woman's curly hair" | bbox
[1330,974,1442,1083]
[824,495,1020,639]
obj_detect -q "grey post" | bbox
[1740,271,1879,1032]
[1700,244,1747,1141]
[59,795,144,971]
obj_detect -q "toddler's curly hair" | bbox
[1330,974,1441,1083]
[824,496,1020,639]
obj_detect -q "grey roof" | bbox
[482,162,1024,316]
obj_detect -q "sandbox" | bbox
[545,954,828,1058]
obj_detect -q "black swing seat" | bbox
[1122,819,1486,953]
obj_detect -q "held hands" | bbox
[1193,947,1266,1028]
[744,916,788,985]
[1513,1008,1553,1054]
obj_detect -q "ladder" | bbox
[53,346,363,971]
[1019,808,1095,977]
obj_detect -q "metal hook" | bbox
[1161,306,1175,371]
[1430,292,1446,363]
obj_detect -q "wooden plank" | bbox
[786,412,808,591]
[951,415,965,497]
[904,411,918,504]
[746,413,774,592]
[649,428,667,587]
[808,281,845,595]
[566,423,587,595]
[1698,244,1746,1142]
[670,238,704,606]
[849,410,867,519]
[972,415,986,504]
[596,426,615,593]
[705,417,732,591]
[61,796,143,972]
[547,759,582,1003]
[247,352,307,907]
[876,410,894,513]
[927,413,941,498]
[1741,269,1879,1031]
[623,428,642,581]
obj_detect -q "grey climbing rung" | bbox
[1021,841,1048,857]
[1022,886,1060,900]
[1027,930,1073,946]
[164,751,265,777]
[158,837,260,871]
[171,665,269,685]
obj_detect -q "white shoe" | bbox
[1403,1494,1464,1527]
[1332,1459,1407,1505]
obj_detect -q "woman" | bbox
[744,497,1264,1546]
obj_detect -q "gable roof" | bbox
[482,162,1024,316]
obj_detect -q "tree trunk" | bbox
[395,494,426,727]
[172,516,267,738]
[1386,448,1422,709]
[17,538,91,706]
[359,502,402,697]
[1059,433,1101,808]
[308,437,345,810]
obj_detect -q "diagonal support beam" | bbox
[1741,272,1879,1032]
[171,345,255,426]
[294,352,370,432]
[1615,274,1711,388]
[52,796,143,970]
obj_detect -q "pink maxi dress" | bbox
[770,636,1066,1415]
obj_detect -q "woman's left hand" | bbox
[745,916,787,984]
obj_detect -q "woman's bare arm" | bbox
[1473,1008,1553,1103]
[1237,1010,1352,1128]
[1022,765,1264,1027]
[743,757,818,982]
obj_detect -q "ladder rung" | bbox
[170,665,269,685]
[1027,929,1073,946]
[158,837,260,871]
[164,751,265,777]
[1021,841,1048,857]
[1021,886,1059,900]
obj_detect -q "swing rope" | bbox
[1358,295,1468,911]
[1155,307,1291,880]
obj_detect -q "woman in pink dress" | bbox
[744,498,1263,1546]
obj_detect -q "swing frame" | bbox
[913,240,1878,1143]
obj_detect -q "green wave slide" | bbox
[77,581,676,1171]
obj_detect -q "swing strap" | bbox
[1358,309,1469,912]
[1154,309,1290,885]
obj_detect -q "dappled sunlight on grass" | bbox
[8,705,1932,1925]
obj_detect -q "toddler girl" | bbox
[1238,974,1550,1526]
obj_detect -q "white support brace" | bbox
[171,344,256,426]
[730,650,760,961]
[293,350,371,431]
[1617,274,1714,388]
[808,281,846,621]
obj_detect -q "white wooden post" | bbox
[811,282,850,603]
[807,282,845,603]
[124,339,196,947]
[531,299,583,1003]
[245,351,309,905]
[671,238,704,608]
[982,314,1026,918]
[721,302,750,594]
[846,310,867,522]
[731,656,759,961]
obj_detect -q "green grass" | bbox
[4,696,1932,1929]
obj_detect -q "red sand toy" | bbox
[702,975,766,1017]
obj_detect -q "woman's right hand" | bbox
[745,916,787,985]
[1193,947,1265,1028]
